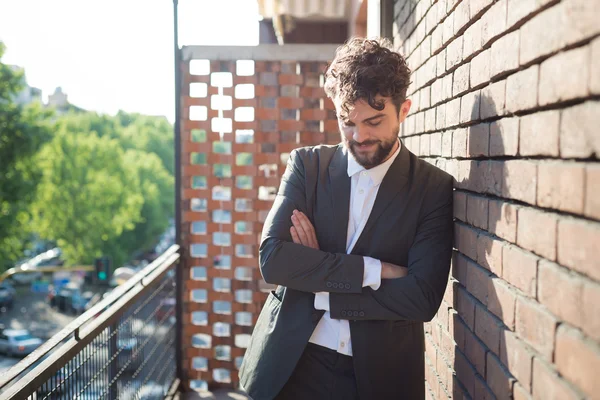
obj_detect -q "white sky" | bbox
[0,0,259,122]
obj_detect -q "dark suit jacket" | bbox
[239,142,454,400]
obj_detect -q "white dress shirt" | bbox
[308,140,402,356]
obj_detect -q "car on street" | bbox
[0,285,15,311]
[51,282,84,314]
[0,328,43,357]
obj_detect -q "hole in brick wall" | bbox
[305,73,320,88]
[280,109,298,120]
[261,97,276,109]
[281,61,298,74]
[305,120,321,132]
[189,106,208,121]
[189,60,210,75]
[258,186,277,201]
[213,369,231,384]
[261,143,276,153]
[305,98,320,108]
[212,210,232,224]
[190,82,208,98]
[235,311,253,326]
[190,198,207,212]
[234,107,254,122]
[213,301,232,315]
[213,322,231,337]
[281,85,299,97]
[234,267,252,281]
[235,244,253,258]
[236,153,253,166]
[258,210,269,223]
[214,345,231,360]
[214,255,231,269]
[280,131,298,143]
[212,186,231,201]
[192,357,208,371]
[235,357,244,370]
[234,198,252,212]
[211,117,232,133]
[234,221,252,234]
[236,176,253,190]
[190,244,207,258]
[190,152,207,165]
[258,164,277,178]
[213,164,232,178]
[191,176,207,189]
[213,141,232,154]
[213,232,231,246]
[235,84,255,99]
[235,289,252,304]
[235,334,251,348]
[260,120,277,132]
[280,153,290,165]
[259,72,278,86]
[191,129,207,142]
[211,72,233,87]
[190,380,208,392]
[191,221,207,235]
[235,129,254,143]
[191,311,208,326]
[192,334,211,349]
[213,277,231,292]
[236,60,254,76]
[190,289,207,303]
[211,94,232,110]
[191,266,207,281]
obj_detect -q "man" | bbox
[239,38,454,400]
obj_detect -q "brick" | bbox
[453,64,470,96]
[420,86,431,110]
[519,110,560,156]
[486,352,514,400]
[507,0,556,28]
[454,0,470,35]
[555,324,600,398]
[512,383,532,400]
[585,165,600,220]
[463,19,483,59]
[515,296,557,360]
[558,218,600,281]
[446,98,461,127]
[464,328,487,377]
[437,51,447,77]
[562,0,600,47]
[538,260,583,328]
[436,103,447,131]
[442,130,453,157]
[452,127,467,157]
[582,280,600,342]
[488,277,516,329]
[537,162,585,214]
[466,259,491,305]
[488,200,517,243]
[442,12,455,45]
[466,195,488,230]
[502,245,538,297]
[489,117,518,156]
[516,207,557,260]
[467,123,489,157]
[560,101,600,158]
[532,358,581,400]
[519,4,564,65]
[455,286,477,331]
[481,0,507,45]
[477,234,503,274]
[484,161,503,197]
[475,303,502,353]
[446,37,463,71]
[481,80,506,118]
[539,47,590,106]
[470,49,491,88]
[422,57,438,86]
[475,374,495,400]
[591,37,600,94]
[425,108,437,132]
[416,111,425,133]
[460,90,480,123]
[420,134,432,156]
[502,160,537,204]
[491,30,520,78]
[430,132,442,156]
[471,0,493,18]
[501,331,534,392]
[505,65,538,113]
[455,349,477,398]
[430,79,442,106]
[441,74,453,102]
[455,222,478,260]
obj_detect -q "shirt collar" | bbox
[347,139,402,185]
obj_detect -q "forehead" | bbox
[334,95,393,119]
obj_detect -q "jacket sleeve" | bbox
[259,149,366,294]
[328,175,454,321]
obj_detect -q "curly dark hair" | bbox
[324,37,411,119]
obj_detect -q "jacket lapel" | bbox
[328,145,351,253]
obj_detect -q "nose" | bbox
[351,126,370,143]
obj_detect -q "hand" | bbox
[290,210,320,250]
[381,262,409,279]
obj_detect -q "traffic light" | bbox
[94,256,111,283]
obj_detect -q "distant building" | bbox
[48,87,68,109]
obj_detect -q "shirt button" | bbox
[358,189,364,194]
[361,171,367,176]
[340,342,345,348]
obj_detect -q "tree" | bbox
[0,41,52,271]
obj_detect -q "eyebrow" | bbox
[362,113,386,123]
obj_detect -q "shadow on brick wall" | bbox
[451,93,514,398]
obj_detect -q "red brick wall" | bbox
[393,0,600,398]
[178,46,340,391]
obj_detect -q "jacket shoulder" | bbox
[291,143,341,169]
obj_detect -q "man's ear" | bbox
[398,99,412,123]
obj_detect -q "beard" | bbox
[345,126,400,169]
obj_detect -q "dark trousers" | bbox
[275,343,359,400]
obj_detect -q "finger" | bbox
[291,214,309,245]
[290,227,301,244]
[295,211,318,248]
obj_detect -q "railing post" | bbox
[108,322,119,399]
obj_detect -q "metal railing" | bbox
[0,245,181,400]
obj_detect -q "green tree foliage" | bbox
[0,42,52,271]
